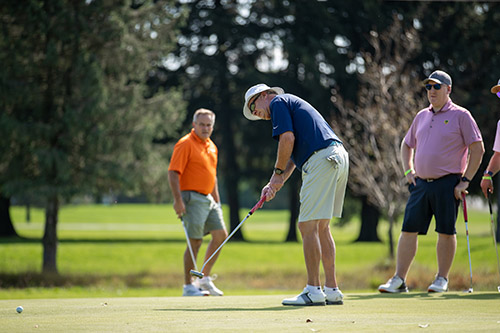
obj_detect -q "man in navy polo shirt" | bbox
[242,84,349,306]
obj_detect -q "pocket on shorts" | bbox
[181,191,191,204]
[326,154,340,169]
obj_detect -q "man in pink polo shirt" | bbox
[379,70,484,293]
[480,79,500,197]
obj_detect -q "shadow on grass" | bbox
[154,306,297,312]
[348,292,500,301]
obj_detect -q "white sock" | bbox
[306,285,323,294]
[324,286,339,293]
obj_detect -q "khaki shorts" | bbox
[298,143,349,222]
[181,191,226,239]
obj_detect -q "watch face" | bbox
[274,168,283,175]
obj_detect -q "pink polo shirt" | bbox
[493,120,500,152]
[404,99,482,179]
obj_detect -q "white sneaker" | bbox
[324,288,344,305]
[428,276,448,292]
[182,284,209,296]
[282,288,326,306]
[378,276,409,293]
[198,276,224,296]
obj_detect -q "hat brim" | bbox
[422,78,445,86]
[243,86,284,121]
[491,85,500,94]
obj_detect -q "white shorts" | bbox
[298,143,349,222]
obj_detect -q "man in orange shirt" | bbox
[168,108,227,296]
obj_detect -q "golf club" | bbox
[190,196,266,279]
[181,217,198,271]
[486,192,500,293]
[461,193,473,293]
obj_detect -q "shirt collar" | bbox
[190,129,208,144]
[429,98,452,113]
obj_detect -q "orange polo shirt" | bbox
[168,129,218,195]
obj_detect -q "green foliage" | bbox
[0,0,186,203]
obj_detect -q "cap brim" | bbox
[422,78,444,85]
[491,85,500,94]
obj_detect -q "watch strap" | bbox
[274,168,284,175]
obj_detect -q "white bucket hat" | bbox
[242,83,285,120]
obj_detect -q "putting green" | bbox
[1,292,500,332]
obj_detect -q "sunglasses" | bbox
[249,93,260,113]
[425,83,442,91]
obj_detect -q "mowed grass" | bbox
[1,202,500,300]
[1,293,500,332]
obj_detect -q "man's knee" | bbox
[188,238,203,252]
[210,229,227,243]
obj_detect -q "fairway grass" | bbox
[1,292,500,332]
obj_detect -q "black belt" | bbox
[417,174,460,183]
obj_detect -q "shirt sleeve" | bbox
[271,98,294,140]
[168,141,190,175]
[493,121,500,152]
[459,111,483,146]
[404,115,418,149]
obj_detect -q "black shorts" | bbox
[402,174,460,235]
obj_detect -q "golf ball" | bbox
[16,306,23,313]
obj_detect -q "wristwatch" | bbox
[461,176,471,183]
[274,168,284,175]
[484,170,494,177]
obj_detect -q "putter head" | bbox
[467,288,473,293]
[190,269,204,278]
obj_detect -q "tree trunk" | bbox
[42,195,59,274]
[26,202,31,223]
[388,214,395,259]
[0,194,17,237]
[285,173,300,242]
[215,66,242,241]
[356,196,381,242]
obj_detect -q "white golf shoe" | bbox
[182,283,209,296]
[378,275,409,293]
[428,276,448,292]
[198,276,224,296]
[324,288,344,305]
[282,287,326,306]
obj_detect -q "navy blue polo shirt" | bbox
[270,94,342,170]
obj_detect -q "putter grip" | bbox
[462,193,468,221]
[250,196,266,214]
[488,192,494,215]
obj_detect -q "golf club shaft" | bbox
[181,218,198,271]
[487,193,500,283]
[198,197,266,275]
[462,193,473,290]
